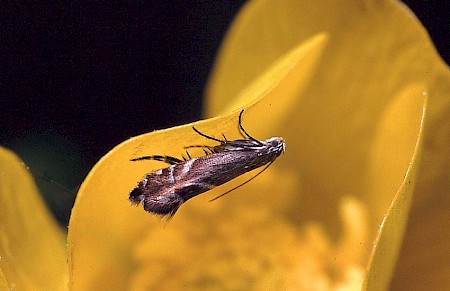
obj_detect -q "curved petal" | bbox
[69,0,450,288]
[206,0,449,289]
[363,84,426,290]
[67,35,326,289]
[0,147,67,290]
[127,80,426,289]
[209,33,327,119]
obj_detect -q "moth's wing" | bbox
[213,139,262,152]
[130,171,183,217]
[143,191,183,218]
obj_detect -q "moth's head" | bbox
[265,137,286,156]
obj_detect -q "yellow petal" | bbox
[206,0,449,289]
[0,147,67,290]
[67,35,325,289]
[69,0,450,289]
[207,0,450,290]
[0,269,9,290]
[209,33,327,119]
[363,84,426,290]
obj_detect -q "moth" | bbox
[129,110,286,218]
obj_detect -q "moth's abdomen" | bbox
[143,192,184,217]
[130,186,184,217]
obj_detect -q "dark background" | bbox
[1,1,448,225]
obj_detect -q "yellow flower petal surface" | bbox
[206,0,449,289]
[363,84,426,290]
[67,34,327,290]
[0,147,67,290]
[68,0,450,289]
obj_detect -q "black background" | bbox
[1,1,448,225]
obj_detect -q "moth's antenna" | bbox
[237,109,263,145]
[209,161,275,202]
[192,126,225,143]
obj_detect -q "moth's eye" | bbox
[270,140,279,147]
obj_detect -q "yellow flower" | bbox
[1,0,449,290]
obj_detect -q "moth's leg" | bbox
[192,126,225,143]
[130,155,182,165]
[182,150,192,161]
[184,145,217,154]
[184,144,214,149]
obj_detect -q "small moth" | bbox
[129,110,286,218]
